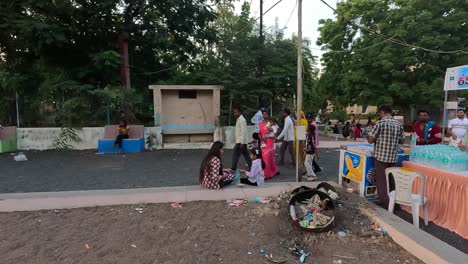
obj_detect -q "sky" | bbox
[233,0,337,63]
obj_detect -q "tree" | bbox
[162,1,321,124]
[0,0,218,126]
[317,0,468,114]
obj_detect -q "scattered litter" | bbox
[265,254,287,263]
[291,190,335,231]
[317,187,339,200]
[250,232,256,236]
[135,207,144,214]
[13,153,27,161]
[170,202,183,208]
[85,243,91,250]
[260,249,266,254]
[346,188,354,193]
[227,199,246,207]
[95,152,104,155]
[337,231,346,237]
[216,224,225,228]
[253,196,270,204]
[247,251,252,255]
[236,183,245,188]
[332,254,355,259]
[333,260,343,264]
[131,244,137,248]
[299,250,308,263]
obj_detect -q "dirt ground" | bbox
[0,190,422,264]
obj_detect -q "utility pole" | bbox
[259,0,263,76]
[295,0,303,182]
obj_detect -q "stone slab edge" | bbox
[0,182,323,212]
[359,203,467,264]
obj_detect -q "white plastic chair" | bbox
[385,167,428,229]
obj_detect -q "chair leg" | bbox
[423,203,429,226]
[411,204,420,229]
[388,197,395,214]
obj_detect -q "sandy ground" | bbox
[0,190,422,264]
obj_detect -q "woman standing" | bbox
[199,141,235,189]
[259,111,280,179]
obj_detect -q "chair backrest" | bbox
[102,125,144,139]
[128,125,144,139]
[103,125,120,140]
[0,126,16,140]
[385,167,426,205]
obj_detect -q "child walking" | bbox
[240,148,265,187]
[304,115,318,181]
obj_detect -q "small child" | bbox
[270,118,280,137]
[240,148,265,187]
[249,132,260,149]
[304,115,318,181]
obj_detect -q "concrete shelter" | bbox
[149,85,222,143]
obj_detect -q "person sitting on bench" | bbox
[113,120,129,152]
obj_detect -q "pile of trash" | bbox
[289,184,338,232]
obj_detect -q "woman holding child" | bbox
[258,110,280,179]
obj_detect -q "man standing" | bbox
[277,108,295,166]
[367,105,405,207]
[412,110,442,145]
[251,107,264,133]
[448,109,468,146]
[231,107,251,170]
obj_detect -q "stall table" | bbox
[403,161,468,239]
[339,144,409,199]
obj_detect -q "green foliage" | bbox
[51,127,82,149]
[162,1,321,124]
[0,0,218,126]
[317,0,468,112]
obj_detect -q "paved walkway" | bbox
[0,146,343,193]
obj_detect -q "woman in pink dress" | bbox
[259,111,280,179]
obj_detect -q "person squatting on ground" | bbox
[113,120,129,152]
[239,148,266,187]
[199,141,235,189]
[367,105,405,208]
[231,107,252,170]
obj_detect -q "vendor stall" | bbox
[403,161,468,239]
[338,144,409,199]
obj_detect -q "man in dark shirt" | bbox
[412,110,442,145]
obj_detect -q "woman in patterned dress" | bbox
[199,141,235,189]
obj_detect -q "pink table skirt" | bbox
[402,161,468,239]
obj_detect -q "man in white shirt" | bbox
[277,108,295,166]
[231,107,252,170]
[448,109,468,147]
[251,107,264,133]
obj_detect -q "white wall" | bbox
[16,126,253,150]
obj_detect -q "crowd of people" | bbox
[198,106,322,189]
[365,106,467,207]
